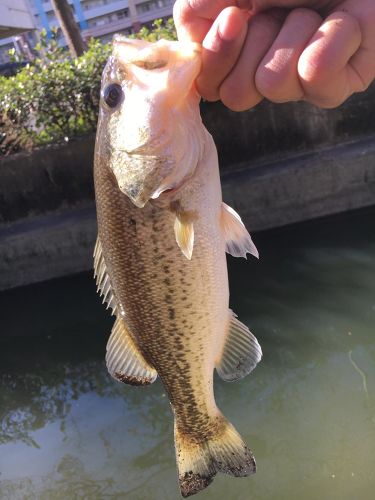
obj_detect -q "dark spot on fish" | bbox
[128,184,141,199]
[114,372,152,386]
[129,218,136,226]
[170,200,181,213]
[165,294,172,304]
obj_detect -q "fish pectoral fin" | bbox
[106,317,157,386]
[216,310,262,382]
[94,237,120,316]
[220,202,259,259]
[174,212,194,260]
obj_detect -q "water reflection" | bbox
[0,208,374,499]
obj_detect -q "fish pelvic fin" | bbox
[216,310,262,382]
[175,414,256,497]
[106,317,157,386]
[220,202,259,259]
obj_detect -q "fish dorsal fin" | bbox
[216,310,262,382]
[93,237,119,316]
[174,210,195,260]
[220,202,259,259]
[106,317,157,385]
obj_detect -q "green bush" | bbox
[131,18,177,42]
[0,19,176,157]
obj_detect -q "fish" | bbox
[93,35,262,497]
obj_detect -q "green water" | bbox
[1,209,374,500]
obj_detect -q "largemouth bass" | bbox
[94,36,262,497]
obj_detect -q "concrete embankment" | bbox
[1,86,375,291]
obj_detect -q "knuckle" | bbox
[255,65,283,100]
[252,12,283,37]
[308,94,347,109]
[197,80,220,102]
[286,7,322,25]
[297,51,323,85]
[255,64,303,103]
[220,81,262,112]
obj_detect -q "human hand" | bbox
[173,0,375,110]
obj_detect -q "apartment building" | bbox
[0,0,174,63]
[0,0,35,64]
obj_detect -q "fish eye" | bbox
[103,83,123,109]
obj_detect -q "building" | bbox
[0,0,35,38]
[0,0,35,64]
[0,0,174,63]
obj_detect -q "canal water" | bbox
[0,208,374,500]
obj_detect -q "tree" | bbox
[50,0,86,57]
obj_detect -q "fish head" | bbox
[97,37,203,208]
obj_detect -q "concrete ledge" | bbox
[222,135,375,232]
[0,203,97,291]
[0,136,94,224]
[1,135,374,291]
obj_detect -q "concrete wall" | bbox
[1,85,375,291]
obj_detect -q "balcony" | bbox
[82,15,132,38]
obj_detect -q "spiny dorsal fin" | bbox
[93,237,119,316]
[216,310,262,382]
[220,202,259,259]
[106,317,157,385]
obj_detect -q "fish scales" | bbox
[95,141,227,439]
[94,36,262,497]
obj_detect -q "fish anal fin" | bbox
[93,237,120,316]
[216,310,262,382]
[106,317,157,386]
[220,202,259,259]
[173,208,196,260]
[175,414,256,497]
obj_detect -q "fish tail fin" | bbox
[174,414,256,497]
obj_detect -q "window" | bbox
[116,9,129,19]
[136,1,157,14]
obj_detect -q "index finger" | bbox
[173,0,252,41]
